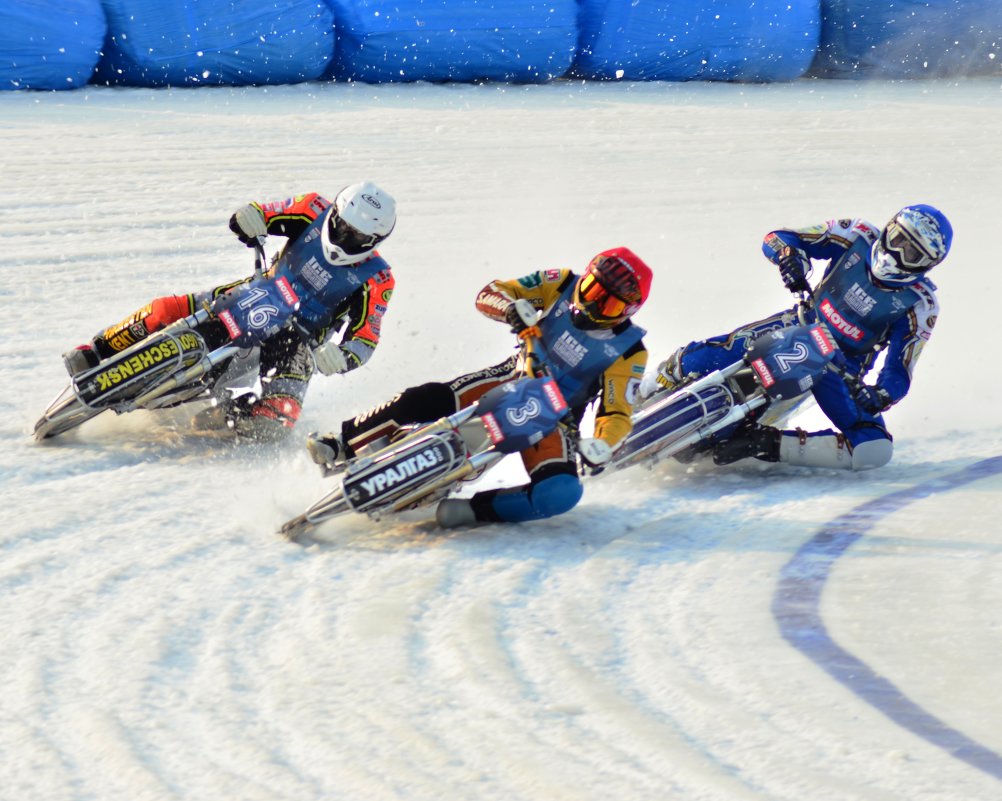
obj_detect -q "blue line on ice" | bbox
[772,455,1002,781]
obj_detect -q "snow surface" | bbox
[2,78,1002,801]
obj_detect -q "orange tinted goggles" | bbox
[579,272,628,318]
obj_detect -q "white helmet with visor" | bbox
[321,181,397,266]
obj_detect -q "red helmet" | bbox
[571,247,653,328]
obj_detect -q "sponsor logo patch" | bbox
[625,377,641,405]
[809,325,836,356]
[843,282,875,316]
[819,298,865,342]
[275,275,299,307]
[217,309,243,340]
[482,412,504,444]
[751,358,775,388]
[552,331,587,367]
[301,257,331,291]
[541,379,568,413]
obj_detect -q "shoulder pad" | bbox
[850,219,881,243]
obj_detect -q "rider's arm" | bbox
[238,193,332,241]
[593,341,648,450]
[326,266,395,371]
[762,218,880,265]
[871,283,939,406]
[475,269,574,322]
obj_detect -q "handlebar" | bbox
[253,237,266,277]
[794,291,817,325]
[518,326,552,379]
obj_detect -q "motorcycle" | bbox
[279,335,574,543]
[604,298,844,473]
[33,242,301,441]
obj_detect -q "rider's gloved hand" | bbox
[505,299,539,334]
[229,203,267,247]
[578,437,613,475]
[313,341,352,376]
[777,246,811,294]
[855,384,892,414]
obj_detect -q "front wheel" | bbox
[279,486,353,542]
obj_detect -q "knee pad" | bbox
[233,395,301,441]
[486,473,583,523]
[531,473,583,518]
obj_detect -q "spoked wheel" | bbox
[33,391,103,441]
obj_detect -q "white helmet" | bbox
[321,181,396,266]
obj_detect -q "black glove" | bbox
[777,246,811,294]
[855,384,892,414]
[504,299,538,334]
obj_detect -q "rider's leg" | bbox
[437,429,582,528]
[63,294,196,376]
[778,374,893,470]
[192,328,313,441]
[712,368,893,470]
[309,356,518,468]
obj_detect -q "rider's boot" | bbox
[306,431,347,477]
[436,498,478,529]
[712,423,782,465]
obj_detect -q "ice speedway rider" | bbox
[307,248,653,528]
[643,205,952,471]
[62,183,397,440]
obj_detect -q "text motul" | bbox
[819,298,864,341]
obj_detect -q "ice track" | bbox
[3,79,1002,800]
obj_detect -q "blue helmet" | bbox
[870,204,953,287]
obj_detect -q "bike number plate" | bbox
[476,376,568,455]
[214,275,300,348]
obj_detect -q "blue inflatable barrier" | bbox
[573,0,820,82]
[811,0,1002,78]
[1,0,106,90]
[94,0,336,87]
[326,0,577,83]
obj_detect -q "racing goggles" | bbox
[882,221,936,272]
[328,210,382,255]
[577,260,637,320]
[578,273,628,319]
